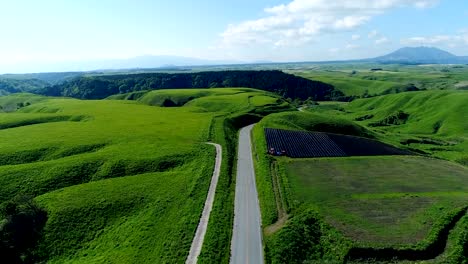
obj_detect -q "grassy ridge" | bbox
[36,153,214,263]
[0,88,290,263]
[292,70,400,97]
[304,90,468,165]
[289,64,468,98]
[251,91,468,262]
[107,88,248,107]
[342,90,467,165]
[257,111,374,138]
[0,94,216,263]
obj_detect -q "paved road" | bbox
[186,143,222,264]
[230,124,264,264]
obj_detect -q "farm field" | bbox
[0,88,288,263]
[284,156,468,246]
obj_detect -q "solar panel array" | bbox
[264,128,411,158]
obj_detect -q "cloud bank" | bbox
[220,0,438,48]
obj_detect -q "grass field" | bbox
[0,88,289,263]
[288,64,468,98]
[291,70,401,97]
[284,156,468,246]
[307,90,468,165]
[1,66,467,263]
[251,91,468,262]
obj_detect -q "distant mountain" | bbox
[96,55,241,69]
[0,56,242,74]
[370,47,468,64]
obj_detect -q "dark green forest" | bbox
[0,79,48,95]
[36,71,341,101]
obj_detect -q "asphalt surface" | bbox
[230,124,264,264]
[186,143,222,264]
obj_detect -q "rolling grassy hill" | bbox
[342,90,467,165]
[0,89,290,263]
[0,95,215,263]
[289,64,468,98]
[251,94,468,263]
[109,88,292,114]
[292,70,401,97]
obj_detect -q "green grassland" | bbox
[291,70,401,97]
[108,88,290,114]
[251,90,468,262]
[0,88,289,263]
[288,64,468,98]
[309,90,468,165]
[284,156,468,246]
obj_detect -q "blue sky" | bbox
[1,0,468,72]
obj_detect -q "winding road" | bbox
[230,124,264,264]
[186,143,222,264]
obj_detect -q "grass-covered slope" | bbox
[292,70,401,98]
[251,93,468,262]
[0,88,291,263]
[258,111,374,138]
[110,88,293,114]
[107,88,238,107]
[0,93,47,112]
[343,90,468,165]
[289,64,468,99]
[0,95,216,263]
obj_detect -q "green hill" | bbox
[251,90,468,263]
[257,111,374,138]
[0,89,290,263]
[36,70,338,101]
[344,90,468,164]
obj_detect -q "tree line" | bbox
[0,79,48,95]
[35,70,344,101]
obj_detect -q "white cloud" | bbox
[345,43,360,49]
[351,34,361,40]
[375,37,390,44]
[220,0,437,47]
[401,32,468,46]
[368,30,379,39]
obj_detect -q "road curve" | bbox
[186,142,222,264]
[230,124,264,264]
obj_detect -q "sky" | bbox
[1,0,468,73]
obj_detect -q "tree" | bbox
[0,196,47,263]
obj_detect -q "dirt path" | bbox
[185,142,222,264]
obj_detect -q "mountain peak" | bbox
[372,46,463,64]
